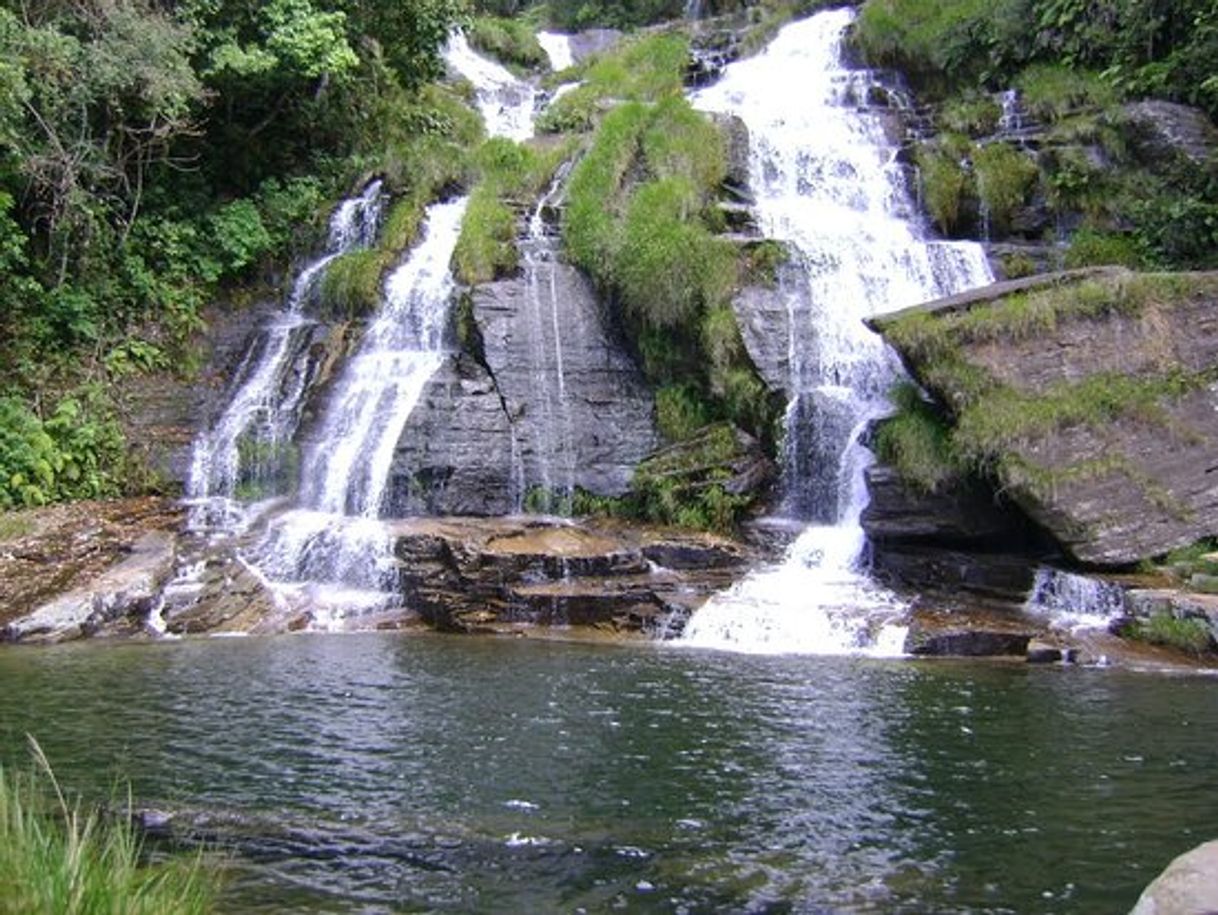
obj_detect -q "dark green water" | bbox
[0,634,1214,913]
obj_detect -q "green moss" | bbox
[319,250,392,319]
[0,513,33,541]
[381,197,426,252]
[743,239,789,286]
[1014,64,1117,122]
[973,142,1037,233]
[537,32,689,135]
[939,92,1002,137]
[454,188,518,285]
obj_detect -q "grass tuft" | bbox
[0,738,217,914]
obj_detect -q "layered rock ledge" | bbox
[870,268,1218,568]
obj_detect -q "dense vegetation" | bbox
[0,0,473,508]
[854,0,1218,273]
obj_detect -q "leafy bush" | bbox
[454,189,518,284]
[0,393,125,508]
[655,384,712,441]
[1063,229,1145,269]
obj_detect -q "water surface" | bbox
[0,634,1213,913]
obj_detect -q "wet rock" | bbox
[566,29,621,64]
[709,113,751,197]
[1130,839,1218,915]
[1026,639,1068,663]
[164,551,277,635]
[906,617,1034,657]
[1124,100,1218,167]
[2,530,177,644]
[387,517,755,635]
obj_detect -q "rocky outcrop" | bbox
[383,353,517,516]
[861,463,1052,601]
[388,516,756,634]
[872,269,1218,567]
[2,529,176,643]
[389,231,658,515]
[1131,840,1218,915]
[1124,100,1218,167]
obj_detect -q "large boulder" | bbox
[1130,840,1218,915]
[871,269,1218,567]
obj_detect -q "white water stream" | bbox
[188,180,384,517]
[679,10,994,655]
[240,38,541,627]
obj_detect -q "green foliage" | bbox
[0,392,125,509]
[743,240,789,287]
[208,200,274,276]
[630,424,752,532]
[1127,612,1214,656]
[1064,229,1146,269]
[973,142,1038,233]
[454,189,519,284]
[319,250,392,318]
[1000,252,1037,279]
[656,384,712,441]
[542,0,684,31]
[0,743,216,914]
[468,16,548,71]
[536,32,689,134]
[1015,64,1116,121]
[938,92,1002,136]
[874,382,960,492]
[915,138,974,235]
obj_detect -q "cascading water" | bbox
[297,198,468,518]
[536,31,574,72]
[512,163,576,508]
[678,10,994,654]
[1024,567,1127,633]
[187,180,384,521]
[240,39,540,628]
[445,33,537,142]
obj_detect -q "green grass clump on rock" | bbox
[468,16,548,72]
[1128,612,1214,656]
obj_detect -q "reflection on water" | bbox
[0,635,1214,912]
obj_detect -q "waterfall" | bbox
[537,31,574,72]
[297,198,468,518]
[445,33,537,142]
[677,10,993,655]
[234,39,540,627]
[187,179,384,521]
[514,163,576,508]
[1024,568,1127,633]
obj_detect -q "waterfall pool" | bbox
[1,633,1213,912]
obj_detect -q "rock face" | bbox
[861,463,1050,600]
[872,269,1218,567]
[388,232,658,515]
[1130,840,1218,915]
[1124,100,1218,167]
